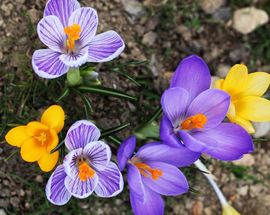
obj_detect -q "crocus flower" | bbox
[117,136,200,215]
[5,105,65,172]
[33,0,125,79]
[46,120,123,205]
[214,64,270,133]
[160,55,254,161]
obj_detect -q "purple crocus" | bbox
[117,136,200,215]
[160,55,254,161]
[33,0,125,79]
[46,120,123,205]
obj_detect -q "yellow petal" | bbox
[20,138,45,162]
[38,151,59,172]
[236,96,270,122]
[222,204,240,215]
[5,126,28,147]
[214,79,225,90]
[41,105,65,133]
[26,121,48,136]
[223,64,248,96]
[46,129,59,152]
[227,115,255,133]
[241,72,270,97]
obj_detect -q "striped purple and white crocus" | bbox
[33,0,125,79]
[46,120,123,205]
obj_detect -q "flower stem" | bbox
[67,68,82,86]
[194,159,227,205]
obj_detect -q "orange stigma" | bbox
[181,113,207,130]
[134,162,163,180]
[78,161,95,181]
[64,24,81,50]
[34,130,49,146]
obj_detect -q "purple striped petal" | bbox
[59,47,88,67]
[63,148,82,179]
[117,136,136,171]
[160,115,181,148]
[32,49,69,79]
[186,89,230,130]
[127,164,145,202]
[137,142,200,167]
[68,7,98,47]
[44,0,80,27]
[88,31,125,62]
[83,141,111,171]
[130,186,164,215]
[45,165,71,205]
[64,173,98,199]
[171,55,211,102]
[65,120,101,151]
[94,162,124,197]
[161,87,190,126]
[37,15,65,52]
[193,123,254,161]
[142,161,189,196]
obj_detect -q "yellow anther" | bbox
[134,162,163,181]
[181,113,207,130]
[64,24,81,50]
[78,161,95,181]
[34,131,47,145]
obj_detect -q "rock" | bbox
[237,185,249,196]
[229,46,249,63]
[233,154,255,167]
[27,8,41,24]
[231,7,269,34]
[213,7,231,21]
[122,0,145,18]
[142,31,158,47]
[0,209,6,215]
[35,175,43,183]
[192,200,203,215]
[216,64,231,78]
[143,0,168,7]
[199,0,225,14]
[177,25,192,41]
[253,122,270,138]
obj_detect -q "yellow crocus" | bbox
[222,204,240,215]
[5,105,65,172]
[215,64,270,133]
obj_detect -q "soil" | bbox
[0,0,270,214]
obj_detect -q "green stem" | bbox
[67,68,82,86]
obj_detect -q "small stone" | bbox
[0,148,3,155]
[192,200,203,215]
[142,31,158,47]
[233,154,255,167]
[0,209,6,215]
[144,0,168,6]
[231,7,269,34]
[253,122,270,138]
[238,185,249,196]
[199,0,225,14]
[216,64,231,78]
[203,207,212,215]
[35,175,43,183]
[122,0,145,18]
[28,8,41,24]
[177,25,192,41]
[213,7,231,21]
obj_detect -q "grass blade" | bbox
[78,86,138,102]
[100,123,130,139]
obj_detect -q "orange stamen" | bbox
[78,161,95,181]
[134,162,163,180]
[34,131,49,146]
[181,113,207,130]
[64,24,81,50]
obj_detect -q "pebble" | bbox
[35,175,43,183]
[0,209,6,215]
[142,31,158,46]
[213,7,231,21]
[121,0,145,18]
[231,7,269,34]
[253,122,270,138]
[199,0,225,14]
[216,64,230,78]
[143,0,168,6]
[27,8,41,24]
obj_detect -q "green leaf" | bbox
[51,139,65,154]
[72,89,94,116]
[55,87,70,102]
[100,123,130,139]
[135,121,159,140]
[78,86,138,102]
[67,68,82,86]
[111,69,142,87]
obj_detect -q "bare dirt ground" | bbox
[0,0,270,214]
